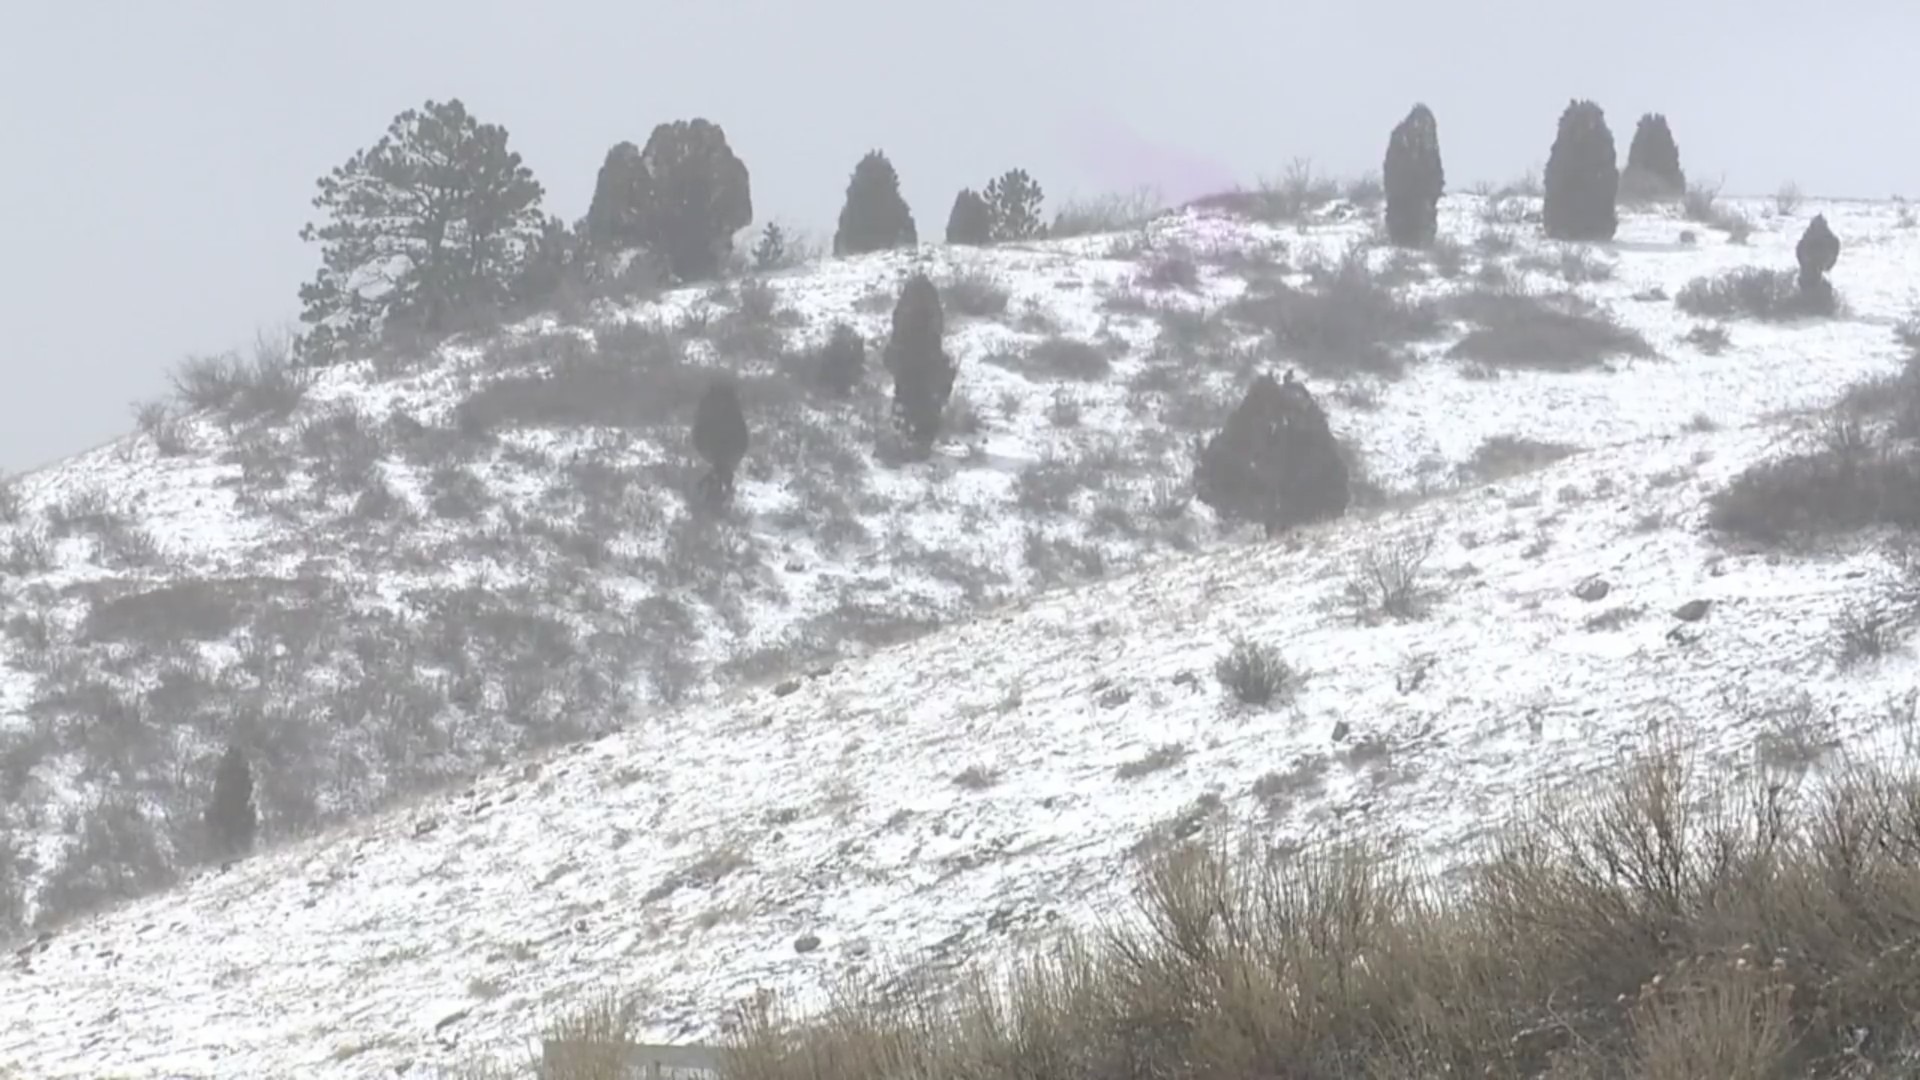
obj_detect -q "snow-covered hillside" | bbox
[3,191,1919,1078]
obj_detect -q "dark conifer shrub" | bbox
[1542,99,1620,241]
[692,379,750,504]
[206,745,258,859]
[883,274,955,453]
[817,322,866,396]
[834,151,918,256]
[946,189,993,245]
[1193,371,1350,536]
[1383,104,1445,248]
[1623,112,1685,196]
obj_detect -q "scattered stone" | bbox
[772,679,801,698]
[1574,577,1611,602]
[1673,598,1712,622]
[412,817,439,838]
[793,933,821,954]
[1331,719,1352,743]
[1096,685,1133,709]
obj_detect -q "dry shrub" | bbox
[1677,267,1836,321]
[1049,188,1166,238]
[1707,417,1920,544]
[583,736,1920,1079]
[1448,288,1654,372]
[1223,247,1439,378]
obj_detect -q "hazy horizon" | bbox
[3,0,1913,473]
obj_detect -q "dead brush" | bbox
[1343,527,1440,622]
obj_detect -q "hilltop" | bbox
[3,190,1920,1077]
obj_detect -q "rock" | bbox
[1096,685,1133,709]
[772,679,801,698]
[1673,598,1712,622]
[794,933,821,954]
[1331,719,1352,743]
[1574,577,1611,602]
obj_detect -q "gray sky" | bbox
[2,0,1912,474]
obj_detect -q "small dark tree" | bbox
[584,120,751,283]
[206,744,258,860]
[834,150,918,256]
[1795,214,1841,311]
[946,189,993,245]
[752,222,788,271]
[984,169,1047,241]
[1542,99,1620,241]
[297,98,546,361]
[584,141,647,252]
[1382,104,1445,248]
[817,322,866,396]
[1193,371,1350,537]
[691,379,750,505]
[884,274,955,453]
[1623,113,1685,196]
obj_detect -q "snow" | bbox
[3,193,1919,1078]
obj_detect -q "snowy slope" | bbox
[2,192,1919,1078]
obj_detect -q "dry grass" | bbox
[1448,288,1655,372]
[1223,247,1440,378]
[1049,188,1167,239]
[704,740,1920,1080]
[169,330,311,424]
[1677,267,1837,321]
[1708,415,1920,544]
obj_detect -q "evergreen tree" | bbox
[297,98,545,361]
[817,322,866,396]
[692,379,750,505]
[206,744,258,859]
[752,222,788,271]
[1382,104,1445,248]
[1542,99,1620,241]
[1624,113,1685,194]
[984,169,1046,241]
[1194,371,1350,537]
[584,120,752,283]
[834,151,918,256]
[946,189,993,245]
[884,274,955,453]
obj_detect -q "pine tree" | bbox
[1542,99,1620,241]
[946,189,993,245]
[1382,104,1445,248]
[984,169,1046,241]
[884,274,955,453]
[834,151,918,256]
[206,744,258,859]
[752,222,788,271]
[584,120,751,283]
[691,380,750,505]
[297,98,545,361]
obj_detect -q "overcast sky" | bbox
[1,0,1912,473]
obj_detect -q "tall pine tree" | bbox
[297,99,545,361]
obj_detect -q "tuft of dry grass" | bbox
[1677,267,1837,321]
[940,269,1012,320]
[1448,288,1654,372]
[1223,247,1439,378]
[1048,188,1167,239]
[705,739,1920,1080]
[169,330,311,424]
[1708,415,1920,544]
